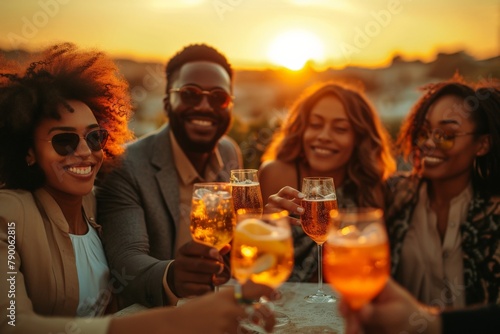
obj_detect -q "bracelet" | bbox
[234,284,255,305]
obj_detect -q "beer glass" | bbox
[230,169,263,215]
[190,182,236,291]
[300,177,337,303]
[324,208,390,310]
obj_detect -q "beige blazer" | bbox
[0,188,111,334]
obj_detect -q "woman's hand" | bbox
[265,186,304,225]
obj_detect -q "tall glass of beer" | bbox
[230,169,263,215]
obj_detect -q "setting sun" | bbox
[267,30,325,71]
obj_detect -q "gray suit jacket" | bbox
[96,124,242,307]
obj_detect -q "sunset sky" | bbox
[1,0,498,70]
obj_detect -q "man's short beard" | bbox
[167,107,231,153]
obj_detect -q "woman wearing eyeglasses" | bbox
[386,76,500,307]
[0,43,273,334]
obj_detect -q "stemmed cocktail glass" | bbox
[324,208,390,310]
[300,177,337,303]
[190,182,236,292]
[231,209,294,332]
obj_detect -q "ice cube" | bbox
[325,193,337,200]
[361,224,387,244]
[341,225,361,239]
[193,188,211,199]
[203,192,221,209]
[215,190,232,199]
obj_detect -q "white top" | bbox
[396,182,471,308]
[70,223,111,316]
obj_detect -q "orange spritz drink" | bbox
[231,210,293,288]
[324,208,390,310]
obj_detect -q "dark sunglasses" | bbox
[416,128,475,150]
[169,85,233,109]
[45,129,109,156]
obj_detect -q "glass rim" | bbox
[303,176,334,181]
[330,207,383,222]
[237,208,289,219]
[192,182,231,189]
[230,168,259,173]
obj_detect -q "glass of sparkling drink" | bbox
[300,177,338,303]
[190,182,236,291]
[230,169,264,216]
[232,209,294,330]
[324,208,390,310]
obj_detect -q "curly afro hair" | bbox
[0,42,134,190]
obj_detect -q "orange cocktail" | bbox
[324,208,390,310]
[231,210,293,289]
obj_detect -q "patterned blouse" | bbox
[386,173,500,305]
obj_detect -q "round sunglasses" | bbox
[169,85,233,109]
[416,128,475,150]
[42,129,109,156]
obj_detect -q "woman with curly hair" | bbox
[386,77,500,307]
[260,81,395,282]
[0,43,273,334]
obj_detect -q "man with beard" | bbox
[96,44,243,308]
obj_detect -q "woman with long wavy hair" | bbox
[259,81,395,282]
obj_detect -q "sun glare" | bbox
[268,30,325,70]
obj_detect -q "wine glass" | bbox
[231,209,294,332]
[230,169,291,327]
[324,207,390,310]
[190,182,236,292]
[230,169,264,215]
[300,177,337,303]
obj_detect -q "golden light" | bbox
[267,30,325,70]
[150,0,204,9]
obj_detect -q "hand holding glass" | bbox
[190,182,236,291]
[324,208,390,310]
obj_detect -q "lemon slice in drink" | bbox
[236,218,284,273]
[252,254,276,274]
[237,218,275,236]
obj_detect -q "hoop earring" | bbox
[473,157,488,180]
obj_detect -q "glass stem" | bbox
[213,273,219,293]
[317,243,324,295]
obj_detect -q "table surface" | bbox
[268,282,343,333]
[115,282,344,334]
